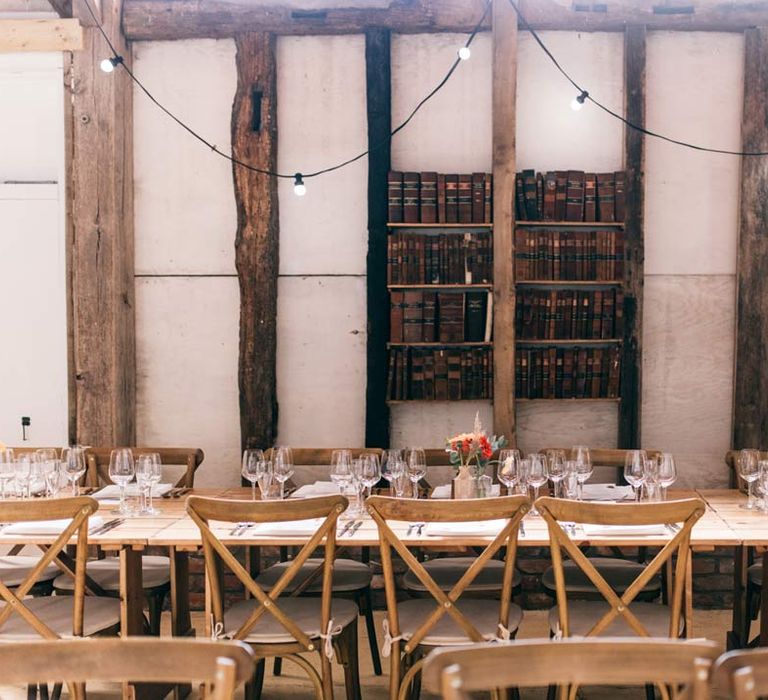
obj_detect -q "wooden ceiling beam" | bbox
[122,0,768,41]
[0,19,82,52]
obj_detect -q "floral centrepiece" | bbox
[446,412,507,478]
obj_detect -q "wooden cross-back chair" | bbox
[85,446,204,488]
[537,497,705,644]
[422,638,719,700]
[367,494,530,700]
[713,647,768,700]
[0,638,255,700]
[187,494,360,700]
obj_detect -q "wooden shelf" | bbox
[388,284,492,290]
[387,399,493,404]
[516,280,622,287]
[514,221,624,229]
[516,398,621,403]
[516,339,621,346]
[388,223,492,229]
[388,342,492,348]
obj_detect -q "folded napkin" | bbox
[581,484,634,502]
[429,484,502,499]
[581,523,669,537]
[250,518,325,537]
[424,519,507,537]
[3,516,105,536]
[93,484,173,499]
[291,482,341,498]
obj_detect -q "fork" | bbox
[230,522,250,536]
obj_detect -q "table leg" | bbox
[170,548,193,638]
[760,551,768,646]
[119,548,145,700]
[729,545,749,649]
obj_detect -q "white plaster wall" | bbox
[515,32,624,452]
[643,32,743,488]
[0,53,67,447]
[133,39,241,485]
[276,35,368,446]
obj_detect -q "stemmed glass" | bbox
[14,455,32,499]
[273,446,294,500]
[527,453,548,514]
[545,449,567,498]
[624,450,647,502]
[563,461,580,499]
[330,450,353,497]
[62,446,87,497]
[658,453,677,501]
[739,449,761,510]
[258,464,274,500]
[643,455,661,501]
[571,445,593,501]
[0,450,15,500]
[497,449,521,495]
[381,450,404,496]
[136,453,162,514]
[360,453,381,498]
[36,448,59,498]
[109,448,135,515]
[241,449,265,501]
[407,448,427,499]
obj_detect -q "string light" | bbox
[99,56,123,73]
[458,46,471,61]
[570,90,588,111]
[293,173,307,197]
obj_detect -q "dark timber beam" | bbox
[364,28,391,449]
[232,32,279,452]
[122,0,768,41]
[733,27,768,450]
[69,0,135,445]
[618,24,645,449]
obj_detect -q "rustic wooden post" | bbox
[618,24,646,449]
[68,0,135,446]
[232,32,279,452]
[364,27,391,448]
[492,0,517,444]
[733,27,768,450]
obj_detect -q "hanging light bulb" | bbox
[293,173,307,197]
[458,46,471,61]
[570,90,589,111]
[100,56,123,73]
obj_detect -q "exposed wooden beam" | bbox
[618,24,645,450]
[492,0,517,445]
[364,27,391,449]
[122,0,768,41]
[733,27,768,450]
[68,0,135,446]
[232,32,279,452]
[0,19,82,52]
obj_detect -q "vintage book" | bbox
[386,350,397,400]
[584,173,597,222]
[615,288,625,336]
[437,173,447,224]
[387,235,395,285]
[601,291,614,339]
[438,292,465,343]
[420,171,438,224]
[434,350,449,400]
[472,173,485,224]
[515,175,526,220]
[484,173,492,223]
[607,345,621,398]
[591,290,603,339]
[422,292,437,342]
[390,291,404,343]
[464,291,487,342]
[388,171,403,223]
[484,290,494,342]
[393,349,403,400]
[445,175,459,223]
[596,173,615,223]
[563,349,574,398]
[555,171,568,221]
[575,348,588,398]
[536,173,544,221]
[403,291,423,343]
[447,350,462,400]
[614,171,626,222]
[522,170,539,220]
[543,171,557,221]
[403,172,420,223]
[592,348,603,398]
[565,170,585,222]
[458,174,473,223]
[411,349,424,400]
[423,351,435,400]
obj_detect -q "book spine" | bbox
[403,172,420,223]
[597,173,616,223]
[420,171,438,224]
[484,173,493,223]
[437,173,447,224]
[565,170,585,222]
[522,169,538,221]
[614,171,626,222]
[515,174,526,220]
[584,173,597,222]
[445,175,459,223]
[403,291,423,343]
[555,171,568,221]
[543,171,557,221]
[388,170,403,223]
[458,174,472,223]
[422,291,437,342]
[390,291,404,343]
[472,172,485,224]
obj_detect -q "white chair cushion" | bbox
[541,557,661,595]
[0,556,60,587]
[748,562,762,587]
[402,557,521,592]
[53,555,171,592]
[255,558,372,593]
[0,596,121,640]
[548,601,684,637]
[396,598,522,646]
[223,597,358,644]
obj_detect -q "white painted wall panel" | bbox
[276,276,367,446]
[135,277,241,486]
[391,402,493,450]
[277,35,367,276]
[517,32,624,172]
[645,32,743,276]
[391,32,492,173]
[133,40,238,276]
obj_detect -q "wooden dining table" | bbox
[0,487,758,698]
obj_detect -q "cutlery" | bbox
[519,520,526,538]
[406,524,415,536]
[237,523,254,537]
[666,523,681,534]
[172,488,191,499]
[230,522,250,536]
[416,522,426,536]
[348,521,363,536]
[93,518,124,535]
[338,521,354,537]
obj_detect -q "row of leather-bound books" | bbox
[390,290,492,344]
[514,229,624,281]
[387,231,492,285]
[516,288,625,341]
[516,345,621,400]
[387,347,493,401]
[515,169,626,223]
[388,171,493,224]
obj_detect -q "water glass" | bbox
[241,449,266,501]
[739,449,761,510]
[109,448,135,515]
[36,448,59,498]
[497,449,521,495]
[562,462,580,500]
[258,469,278,500]
[14,455,32,499]
[0,449,15,500]
[136,453,162,514]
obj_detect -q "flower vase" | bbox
[453,464,477,499]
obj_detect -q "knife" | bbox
[93,518,124,535]
[348,521,363,537]
[338,521,354,536]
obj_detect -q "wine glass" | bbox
[330,450,353,496]
[545,449,567,498]
[241,449,265,501]
[62,446,87,497]
[108,448,135,514]
[658,453,677,501]
[623,450,647,502]
[360,453,381,498]
[643,455,661,501]
[273,446,294,500]
[393,470,409,498]
[36,448,59,497]
[571,445,593,501]
[739,449,761,510]
[137,453,162,514]
[563,461,580,499]
[406,447,427,499]
[0,449,15,500]
[497,449,521,494]
[381,450,404,495]
[527,453,548,514]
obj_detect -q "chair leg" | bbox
[645,683,656,700]
[26,685,37,700]
[273,657,283,676]
[39,685,49,700]
[245,659,265,700]
[147,590,166,636]
[360,587,382,676]
[50,684,62,700]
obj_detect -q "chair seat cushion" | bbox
[403,557,521,592]
[749,563,762,587]
[53,555,171,592]
[223,597,358,644]
[396,598,522,646]
[541,557,661,595]
[548,601,684,637]
[0,556,60,587]
[255,558,371,594]
[0,596,121,640]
